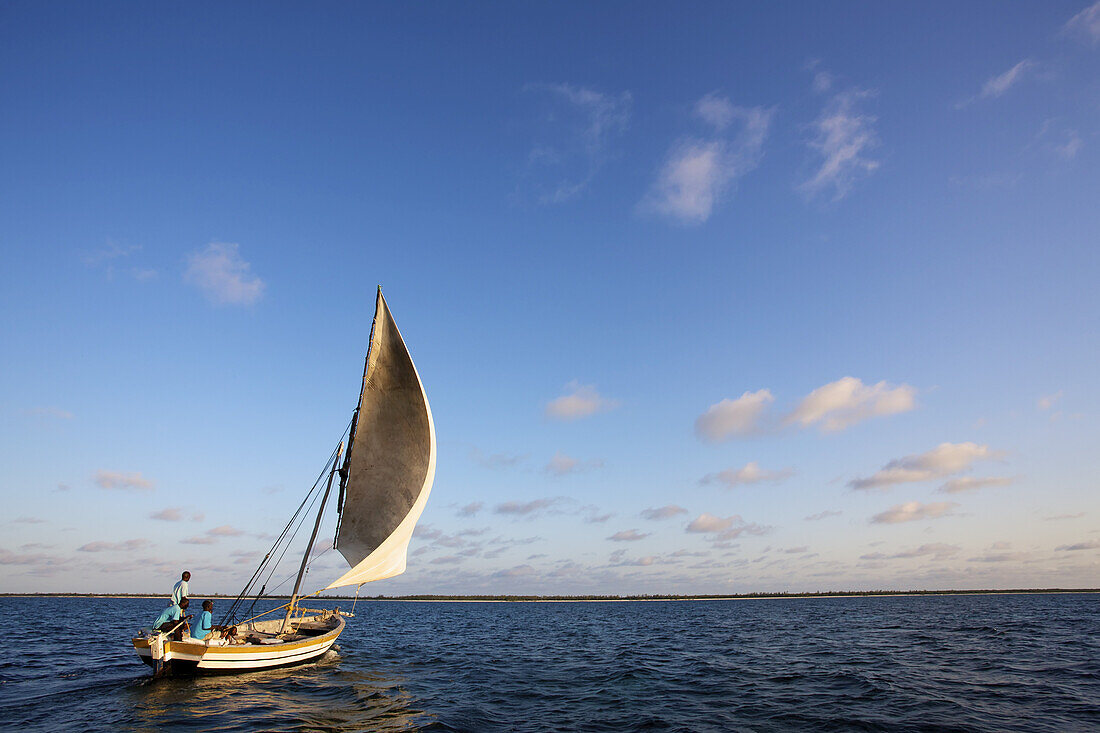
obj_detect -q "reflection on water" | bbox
[1,595,1098,732]
[125,652,428,732]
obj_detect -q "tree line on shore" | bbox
[1,588,1095,600]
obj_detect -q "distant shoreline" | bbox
[1,588,1096,602]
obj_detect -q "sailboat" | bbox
[132,288,436,675]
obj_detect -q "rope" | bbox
[220,422,350,626]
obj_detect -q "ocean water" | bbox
[0,594,1096,732]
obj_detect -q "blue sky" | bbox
[2,1,1098,595]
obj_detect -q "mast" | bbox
[281,441,343,634]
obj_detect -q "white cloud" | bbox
[207,525,245,537]
[608,529,650,542]
[1064,2,1100,44]
[786,377,916,432]
[978,60,1034,101]
[543,452,602,476]
[860,543,960,560]
[686,513,739,533]
[184,242,265,306]
[545,382,618,420]
[469,448,526,469]
[1037,391,1064,410]
[1054,130,1083,160]
[850,442,1004,490]
[870,501,958,524]
[700,461,793,488]
[640,105,772,224]
[1044,512,1085,521]
[805,510,842,521]
[694,389,773,442]
[641,505,688,521]
[94,470,154,492]
[524,83,631,203]
[494,498,562,516]
[457,502,484,517]
[78,538,150,552]
[801,87,879,201]
[181,535,218,545]
[150,508,183,521]
[694,92,736,130]
[22,406,74,420]
[938,476,1014,494]
[1055,540,1100,551]
[685,513,769,540]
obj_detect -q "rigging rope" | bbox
[220,420,351,626]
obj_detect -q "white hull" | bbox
[134,613,345,675]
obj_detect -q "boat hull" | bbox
[133,615,345,675]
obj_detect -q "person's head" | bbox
[182,571,191,581]
[203,600,213,612]
[179,597,189,609]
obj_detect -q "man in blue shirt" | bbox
[153,597,191,640]
[171,571,190,605]
[190,600,218,642]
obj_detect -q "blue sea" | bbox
[0,594,1096,731]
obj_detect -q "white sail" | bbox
[325,289,436,590]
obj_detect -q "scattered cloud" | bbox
[545,382,618,420]
[0,548,68,566]
[975,60,1035,103]
[641,505,688,521]
[870,501,958,524]
[184,242,265,306]
[969,551,1032,563]
[608,529,650,542]
[469,448,527,469]
[700,461,793,488]
[150,508,184,521]
[694,389,773,441]
[494,564,538,578]
[1037,391,1064,410]
[181,536,218,545]
[1035,122,1084,161]
[207,525,246,537]
[494,498,563,517]
[543,452,602,476]
[22,406,74,420]
[694,92,737,130]
[686,513,769,540]
[861,543,960,560]
[801,84,879,201]
[640,101,772,224]
[523,83,631,203]
[786,377,916,433]
[457,502,484,517]
[13,516,46,524]
[583,507,613,523]
[805,510,842,521]
[94,470,154,492]
[938,476,1014,494]
[78,538,150,552]
[1055,540,1100,551]
[1064,2,1100,44]
[850,442,1004,490]
[1054,130,1083,160]
[1044,512,1085,521]
[83,240,140,266]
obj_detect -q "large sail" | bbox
[325,289,436,589]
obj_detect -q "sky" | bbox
[1,1,1098,596]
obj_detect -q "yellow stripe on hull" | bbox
[133,615,345,673]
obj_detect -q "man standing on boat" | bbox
[153,597,192,640]
[172,571,190,605]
